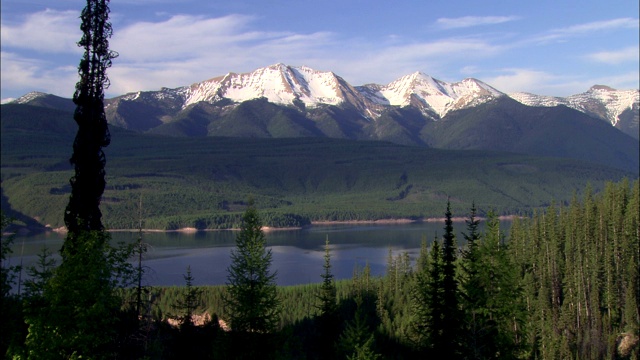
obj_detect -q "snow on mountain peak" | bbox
[182,64,346,108]
[510,86,639,126]
[98,63,635,129]
[374,72,503,118]
[13,91,49,104]
[588,85,616,92]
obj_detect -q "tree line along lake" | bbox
[8,220,504,287]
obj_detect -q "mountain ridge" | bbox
[1,109,636,230]
[12,63,639,137]
[6,64,639,173]
[509,85,639,127]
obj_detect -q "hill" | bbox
[1,103,636,231]
[9,79,639,174]
[423,97,639,172]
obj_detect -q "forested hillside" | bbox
[3,1,636,359]
[2,103,636,231]
[2,179,637,359]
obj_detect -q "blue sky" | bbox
[1,0,638,102]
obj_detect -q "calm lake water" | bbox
[8,221,505,287]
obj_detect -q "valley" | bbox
[2,63,638,232]
[1,102,636,231]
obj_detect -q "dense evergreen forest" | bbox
[1,179,637,359]
[2,2,636,359]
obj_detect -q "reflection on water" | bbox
[9,221,503,286]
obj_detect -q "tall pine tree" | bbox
[411,236,442,351]
[441,200,463,358]
[64,0,117,247]
[224,201,280,333]
[316,236,338,359]
[460,203,488,358]
[22,2,134,359]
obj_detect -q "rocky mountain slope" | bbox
[6,64,638,173]
[510,85,639,137]
[12,64,638,139]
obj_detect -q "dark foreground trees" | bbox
[510,180,639,359]
[4,173,636,359]
[23,231,132,359]
[223,201,281,358]
[64,0,117,241]
[459,211,527,359]
[315,237,339,359]
[18,2,137,359]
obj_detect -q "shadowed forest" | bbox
[0,1,638,359]
[1,179,639,359]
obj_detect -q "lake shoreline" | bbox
[35,215,520,235]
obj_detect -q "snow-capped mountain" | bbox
[9,64,639,139]
[6,66,639,173]
[360,72,504,118]
[12,91,49,104]
[510,85,639,127]
[181,63,379,115]
[110,64,505,120]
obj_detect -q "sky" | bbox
[1,0,638,103]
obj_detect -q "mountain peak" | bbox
[182,64,349,108]
[268,62,289,70]
[511,85,639,128]
[13,91,49,104]
[12,63,636,138]
[374,72,503,118]
[589,84,616,92]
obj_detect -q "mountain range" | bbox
[7,63,639,173]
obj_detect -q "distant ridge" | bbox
[11,63,639,138]
[5,64,639,173]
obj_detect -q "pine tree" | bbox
[318,236,337,318]
[170,266,210,360]
[440,200,463,358]
[460,204,487,358]
[223,202,281,359]
[173,265,202,328]
[411,234,443,352]
[316,236,338,359]
[481,212,527,358]
[22,4,131,356]
[23,247,57,300]
[338,295,381,360]
[0,213,18,300]
[224,201,280,334]
[23,231,130,359]
[64,0,117,247]
[411,239,431,348]
[1,213,24,357]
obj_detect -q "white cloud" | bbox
[586,46,639,64]
[587,71,640,91]
[365,38,501,69]
[2,8,635,100]
[0,9,81,53]
[460,66,480,75]
[483,68,562,94]
[435,16,520,29]
[107,14,338,94]
[112,14,265,62]
[534,18,639,43]
[556,18,639,34]
[484,68,639,96]
[105,31,505,94]
[0,51,78,97]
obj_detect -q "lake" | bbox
[7,221,504,287]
